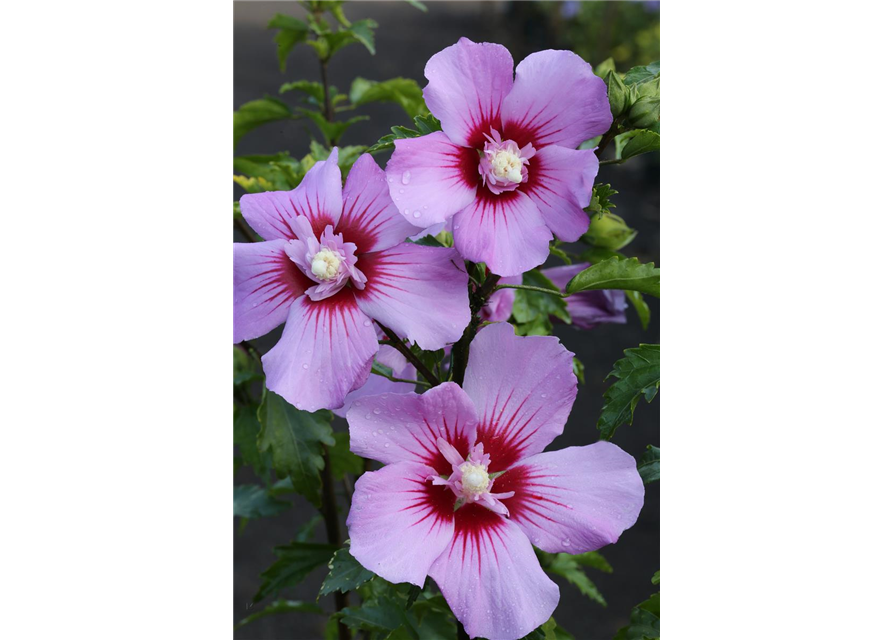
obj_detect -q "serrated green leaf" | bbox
[598,344,660,440]
[340,597,413,635]
[569,550,613,573]
[638,445,660,484]
[298,108,369,145]
[566,257,659,297]
[368,114,441,154]
[234,97,294,149]
[623,61,660,87]
[257,391,335,507]
[280,80,325,103]
[544,553,608,606]
[585,183,619,219]
[614,592,660,640]
[233,484,290,519]
[234,152,303,191]
[233,404,267,477]
[254,541,338,602]
[625,290,651,331]
[234,599,325,631]
[512,270,571,330]
[614,129,660,161]
[329,432,363,480]
[346,18,377,55]
[267,14,309,72]
[319,546,375,596]
[350,77,427,118]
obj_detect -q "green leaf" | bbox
[638,445,660,484]
[512,270,571,335]
[319,545,375,596]
[614,130,660,161]
[614,592,660,640]
[570,550,614,573]
[544,553,608,607]
[234,599,324,631]
[234,152,303,191]
[549,244,573,265]
[350,77,427,118]
[404,0,428,11]
[233,404,267,477]
[623,61,660,87]
[234,346,262,386]
[652,571,660,585]
[340,597,412,635]
[565,257,659,298]
[257,390,335,508]
[583,212,637,250]
[267,14,309,72]
[598,344,660,440]
[347,18,377,55]
[625,290,651,331]
[254,542,338,602]
[234,97,293,149]
[298,108,369,145]
[233,484,290,519]
[368,114,442,154]
[279,80,325,103]
[593,57,616,79]
[329,431,363,480]
[572,357,585,384]
[585,183,619,219]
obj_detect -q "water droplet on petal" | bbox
[365,413,372,419]
[373,408,381,415]
[561,539,571,547]
[402,170,411,184]
[385,443,390,448]
[363,319,372,327]
[404,209,409,216]
[302,363,309,370]
[399,188,405,194]
[413,211,421,219]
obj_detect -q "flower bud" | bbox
[628,96,660,129]
[583,212,637,251]
[605,70,631,118]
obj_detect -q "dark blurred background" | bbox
[234,2,659,638]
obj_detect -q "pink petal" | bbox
[347,382,478,473]
[541,264,628,328]
[428,504,559,640]
[262,290,378,412]
[494,443,644,554]
[337,154,418,254]
[479,275,522,323]
[331,345,417,419]
[239,148,343,241]
[386,132,479,228]
[423,38,515,148]
[346,461,456,588]
[463,323,578,471]
[523,145,599,242]
[233,240,311,342]
[501,50,611,149]
[354,244,470,350]
[452,191,552,277]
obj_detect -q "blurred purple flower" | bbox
[542,263,628,328]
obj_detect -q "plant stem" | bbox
[369,368,432,388]
[376,323,441,387]
[595,120,621,161]
[493,283,568,297]
[320,448,351,640]
[235,217,258,242]
[450,273,501,386]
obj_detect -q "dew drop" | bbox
[385,443,390,448]
[401,170,411,184]
[404,209,409,216]
[365,413,372,419]
[413,211,421,219]
[363,319,372,327]
[399,188,405,194]
[302,363,309,370]
[561,539,571,547]
[373,408,381,415]
[388,176,394,183]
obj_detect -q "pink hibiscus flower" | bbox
[233,150,470,412]
[345,323,644,639]
[386,38,611,276]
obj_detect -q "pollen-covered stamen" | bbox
[430,438,515,516]
[285,216,367,301]
[478,128,536,195]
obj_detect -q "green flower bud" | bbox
[605,70,631,118]
[583,212,637,251]
[628,96,660,129]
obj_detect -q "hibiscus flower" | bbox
[542,263,628,328]
[345,323,644,639]
[386,38,611,276]
[233,150,470,412]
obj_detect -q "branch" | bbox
[449,273,501,386]
[235,217,258,242]
[320,448,351,640]
[595,120,622,161]
[369,368,431,388]
[376,323,441,387]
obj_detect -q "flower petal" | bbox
[354,244,470,350]
[493,443,644,554]
[452,190,552,277]
[501,50,611,149]
[262,290,378,412]
[386,132,479,228]
[239,149,343,241]
[347,382,478,474]
[423,38,515,148]
[479,275,521,323]
[337,154,418,254]
[428,504,559,640]
[233,240,311,342]
[524,145,599,242]
[541,264,628,328]
[463,323,578,471]
[332,345,417,419]
[347,461,456,588]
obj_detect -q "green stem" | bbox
[320,448,351,640]
[493,283,568,297]
[369,368,432,388]
[235,217,258,242]
[376,323,441,387]
[449,273,501,386]
[595,120,622,161]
